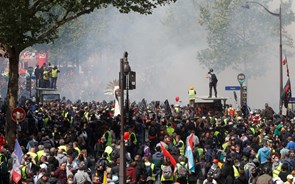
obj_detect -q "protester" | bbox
[0,97,294,184]
[207,68,218,98]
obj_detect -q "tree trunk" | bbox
[5,46,20,150]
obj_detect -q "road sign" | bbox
[11,107,26,122]
[237,73,246,84]
[225,86,241,91]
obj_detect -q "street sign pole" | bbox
[237,73,246,109]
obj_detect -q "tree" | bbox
[197,0,294,76]
[0,0,177,149]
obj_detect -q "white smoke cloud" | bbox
[57,1,295,113]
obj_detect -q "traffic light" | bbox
[26,76,31,91]
[128,71,136,90]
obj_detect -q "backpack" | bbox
[110,148,120,160]
[149,126,157,137]
[162,165,172,179]
[177,163,187,177]
[211,73,218,84]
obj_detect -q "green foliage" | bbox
[197,0,294,76]
[0,0,177,50]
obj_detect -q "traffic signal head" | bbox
[26,77,31,91]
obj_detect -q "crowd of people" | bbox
[0,98,294,184]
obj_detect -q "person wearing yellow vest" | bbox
[37,145,45,161]
[174,156,188,184]
[188,86,196,107]
[43,68,50,88]
[129,130,138,146]
[27,148,38,164]
[102,129,113,147]
[219,156,235,183]
[271,155,282,178]
[166,123,174,137]
[73,142,81,155]
[160,158,174,183]
[104,145,113,162]
[144,156,156,182]
[233,159,240,179]
[51,65,60,89]
[175,135,185,156]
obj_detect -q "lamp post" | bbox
[119,52,131,184]
[243,1,282,114]
[123,53,131,124]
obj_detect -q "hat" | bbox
[212,159,218,164]
[287,174,294,180]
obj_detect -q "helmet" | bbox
[209,68,213,72]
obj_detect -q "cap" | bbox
[213,159,218,164]
[287,174,293,180]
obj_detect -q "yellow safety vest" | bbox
[58,145,67,152]
[178,140,185,156]
[21,165,27,180]
[166,126,174,136]
[130,132,137,145]
[37,150,44,161]
[197,147,204,157]
[188,89,196,100]
[161,165,174,181]
[27,152,37,162]
[222,142,228,151]
[145,162,155,181]
[104,146,113,162]
[43,71,49,80]
[272,162,282,178]
[233,165,240,178]
[74,147,81,155]
[51,68,58,78]
[102,131,112,146]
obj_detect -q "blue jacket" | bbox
[257,147,271,164]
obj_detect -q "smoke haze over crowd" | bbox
[53,1,295,112]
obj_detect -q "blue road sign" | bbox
[225,86,241,91]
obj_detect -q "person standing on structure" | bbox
[43,66,50,88]
[51,65,60,89]
[188,86,196,107]
[207,68,218,98]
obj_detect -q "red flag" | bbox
[12,170,21,183]
[160,143,177,167]
[189,134,194,149]
[282,57,287,65]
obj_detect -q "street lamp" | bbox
[123,52,131,125]
[243,1,283,114]
[119,51,134,184]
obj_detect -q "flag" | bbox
[160,143,177,167]
[282,57,287,65]
[281,78,292,108]
[185,135,195,173]
[11,139,23,184]
[283,57,290,77]
[102,171,107,184]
